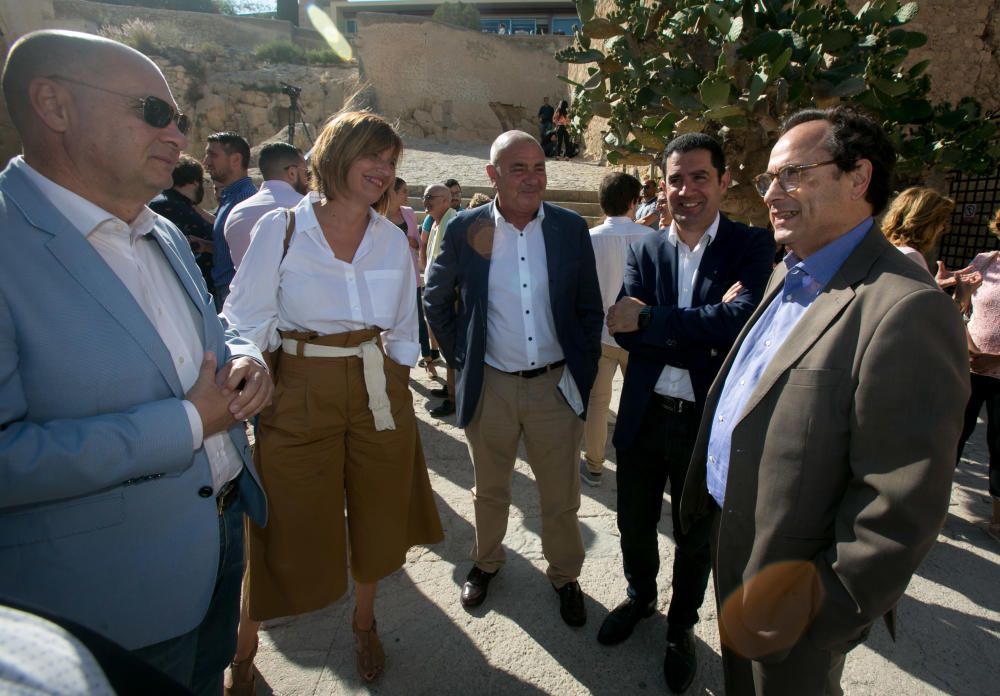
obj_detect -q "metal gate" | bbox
[942,172,1000,269]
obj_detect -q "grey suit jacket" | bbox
[0,158,267,649]
[680,227,969,659]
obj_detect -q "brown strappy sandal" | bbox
[224,634,257,696]
[352,612,385,683]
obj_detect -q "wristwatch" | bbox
[638,306,652,330]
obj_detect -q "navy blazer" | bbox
[423,201,603,428]
[613,215,774,451]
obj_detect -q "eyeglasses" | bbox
[48,75,190,135]
[751,160,837,197]
[423,193,445,201]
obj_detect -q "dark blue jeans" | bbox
[958,371,1000,497]
[417,287,432,358]
[131,490,245,696]
[616,401,712,631]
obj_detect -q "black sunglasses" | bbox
[48,75,190,135]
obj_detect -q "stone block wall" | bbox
[354,13,573,144]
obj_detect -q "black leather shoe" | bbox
[553,581,586,627]
[460,567,498,608]
[429,387,449,398]
[663,627,697,693]
[428,399,455,417]
[597,597,656,645]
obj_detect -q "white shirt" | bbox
[485,204,564,372]
[590,216,651,346]
[225,180,306,271]
[21,158,243,492]
[653,214,720,401]
[224,194,419,366]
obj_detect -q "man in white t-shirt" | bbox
[580,172,651,487]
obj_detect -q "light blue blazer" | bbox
[0,158,267,649]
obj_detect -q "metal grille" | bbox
[942,172,1000,269]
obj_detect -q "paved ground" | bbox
[250,362,1000,696]
[397,137,610,194]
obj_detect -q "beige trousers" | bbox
[465,365,585,587]
[582,343,629,473]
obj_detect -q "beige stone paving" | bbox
[397,137,612,194]
[251,363,1000,696]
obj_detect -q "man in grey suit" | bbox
[680,106,969,695]
[0,31,271,694]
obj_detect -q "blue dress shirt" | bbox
[211,176,257,290]
[705,218,874,507]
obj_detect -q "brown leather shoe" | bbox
[224,636,257,696]
[460,566,498,608]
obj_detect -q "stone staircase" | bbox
[406,185,602,228]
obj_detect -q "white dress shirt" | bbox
[20,159,243,492]
[590,216,652,346]
[224,194,419,366]
[484,204,564,372]
[225,180,307,271]
[653,214,720,401]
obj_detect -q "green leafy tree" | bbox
[432,1,482,32]
[556,0,999,190]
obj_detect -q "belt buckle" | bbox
[216,480,236,515]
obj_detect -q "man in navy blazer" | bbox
[602,133,774,692]
[0,31,270,695]
[424,131,602,626]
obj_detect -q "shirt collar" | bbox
[18,157,158,239]
[220,175,253,201]
[666,212,720,249]
[783,217,873,288]
[258,180,299,197]
[492,200,545,228]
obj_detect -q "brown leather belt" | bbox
[216,477,240,515]
[505,359,566,379]
[653,393,697,416]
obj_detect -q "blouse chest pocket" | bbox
[364,269,403,321]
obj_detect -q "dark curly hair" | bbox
[781,106,896,215]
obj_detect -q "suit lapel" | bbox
[693,219,732,306]
[541,203,564,313]
[151,225,208,346]
[655,232,679,306]
[3,165,186,398]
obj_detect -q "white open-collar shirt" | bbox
[484,202,564,372]
[653,213,720,401]
[223,194,419,366]
[20,158,243,492]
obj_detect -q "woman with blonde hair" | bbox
[222,111,443,690]
[881,185,955,270]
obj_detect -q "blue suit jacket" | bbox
[0,158,267,649]
[613,216,774,451]
[423,201,603,428]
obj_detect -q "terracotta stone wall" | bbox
[354,12,573,144]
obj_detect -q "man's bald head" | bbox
[2,30,158,136]
[423,183,451,221]
[489,130,543,169]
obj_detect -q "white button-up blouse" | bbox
[223,195,419,366]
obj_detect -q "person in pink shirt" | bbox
[224,142,308,271]
[951,209,1000,540]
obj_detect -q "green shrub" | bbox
[99,18,161,55]
[254,39,306,64]
[305,48,343,66]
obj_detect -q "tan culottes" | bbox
[246,328,443,621]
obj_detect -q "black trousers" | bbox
[615,399,712,630]
[957,371,1000,497]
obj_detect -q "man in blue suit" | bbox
[601,133,774,693]
[424,131,602,627]
[0,31,270,695]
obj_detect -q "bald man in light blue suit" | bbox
[0,31,270,695]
